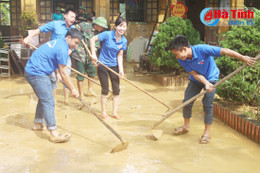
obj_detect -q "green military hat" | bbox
[60,8,65,12]
[56,7,61,11]
[93,17,108,28]
[79,6,86,10]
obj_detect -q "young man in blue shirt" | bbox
[25,28,82,143]
[52,7,64,21]
[23,8,76,105]
[168,35,256,144]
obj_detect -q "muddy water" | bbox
[0,64,259,173]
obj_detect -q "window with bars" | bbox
[125,0,145,22]
[81,0,93,14]
[10,0,21,27]
[39,0,52,23]
[110,0,120,22]
[110,0,158,23]
[53,0,76,12]
[146,0,158,22]
[0,0,11,26]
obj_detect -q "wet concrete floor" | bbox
[0,63,259,173]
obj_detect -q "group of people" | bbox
[23,8,127,143]
[52,6,96,23]
[23,7,256,144]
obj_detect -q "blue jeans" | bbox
[25,72,57,131]
[49,72,57,90]
[183,80,216,124]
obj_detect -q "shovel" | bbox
[27,43,112,101]
[151,55,260,140]
[67,66,114,100]
[60,81,129,153]
[81,40,171,110]
[27,43,128,153]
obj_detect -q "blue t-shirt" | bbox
[178,44,221,83]
[98,30,127,67]
[52,13,64,21]
[25,38,69,76]
[39,20,74,40]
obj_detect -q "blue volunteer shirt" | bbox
[178,44,221,83]
[25,38,69,76]
[98,30,127,67]
[52,13,64,21]
[39,20,74,40]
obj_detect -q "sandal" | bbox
[199,135,210,144]
[49,133,70,143]
[32,124,45,131]
[173,126,189,135]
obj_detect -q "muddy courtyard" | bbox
[0,64,260,173]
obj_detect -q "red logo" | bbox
[198,60,204,64]
[171,1,188,18]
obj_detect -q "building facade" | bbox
[0,0,259,45]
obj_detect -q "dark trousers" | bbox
[183,80,216,124]
[97,65,120,95]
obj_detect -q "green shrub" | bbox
[216,8,260,106]
[0,36,4,48]
[148,16,203,73]
[19,11,38,37]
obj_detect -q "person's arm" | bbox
[89,35,99,62]
[54,69,61,82]
[190,71,215,93]
[23,28,41,45]
[117,50,124,78]
[58,64,79,97]
[220,48,256,66]
[68,49,72,56]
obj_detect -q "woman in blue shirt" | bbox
[90,17,127,119]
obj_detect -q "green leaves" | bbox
[19,11,39,37]
[216,8,260,107]
[148,16,203,73]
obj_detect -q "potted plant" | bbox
[19,11,38,38]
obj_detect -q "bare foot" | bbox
[64,100,70,106]
[111,114,120,119]
[86,90,97,96]
[101,114,109,119]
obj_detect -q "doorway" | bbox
[186,0,205,41]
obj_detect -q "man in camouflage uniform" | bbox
[72,17,108,97]
[76,6,89,23]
